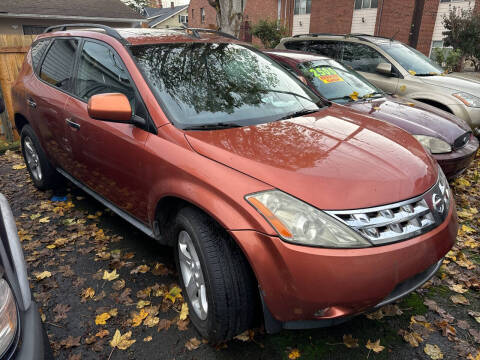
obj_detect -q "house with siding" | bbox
[0,0,144,35]
[189,0,478,56]
[146,5,189,29]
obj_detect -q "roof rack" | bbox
[43,23,128,44]
[345,33,395,42]
[292,33,341,38]
[184,27,238,40]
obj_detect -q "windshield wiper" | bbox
[277,109,318,121]
[182,122,243,130]
[261,89,321,106]
[328,95,356,102]
[361,91,384,99]
[415,73,440,77]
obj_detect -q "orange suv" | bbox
[12,25,457,342]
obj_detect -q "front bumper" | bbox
[232,199,457,330]
[434,135,479,179]
[2,302,50,360]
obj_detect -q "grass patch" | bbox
[425,285,450,299]
[399,292,427,315]
[0,140,20,154]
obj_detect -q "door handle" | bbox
[65,118,80,130]
[27,98,36,108]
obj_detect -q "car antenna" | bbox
[390,30,399,41]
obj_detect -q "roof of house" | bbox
[145,5,188,27]
[0,0,144,21]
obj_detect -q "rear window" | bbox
[40,39,78,90]
[131,42,321,128]
[31,40,50,71]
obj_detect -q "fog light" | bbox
[0,279,17,356]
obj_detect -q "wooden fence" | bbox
[0,34,36,141]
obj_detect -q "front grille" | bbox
[453,132,471,150]
[327,170,450,245]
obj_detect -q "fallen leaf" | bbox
[288,348,301,359]
[343,334,359,348]
[132,309,148,327]
[60,336,81,349]
[165,286,182,304]
[95,330,109,338]
[143,336,152,342]
[35,271,52,280]
[144,315,159,327]
[131,264,150,274]
[424,344,444,359]
[39,217,50,223]
[53,304,71,322]
[12,164,26,170]
[398,329,423,347]
[450,294,470,305]
[137,300,150,309]
[95,313,111,325]
[185,337,202,351]
[110,330,136,350]
[179,303,189,321]
[449,284,468,294]
[158,318,172,331]
[82,287,95,300]
[103,269,119,281]
[468,311,480,323]
[366,339,385,353]
[112,279,125,291]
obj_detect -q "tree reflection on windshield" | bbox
[131,43,319,127]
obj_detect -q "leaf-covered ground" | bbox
[0,149,479,360]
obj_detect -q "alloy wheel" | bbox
[178,230,208,320]
[23,136,42,181]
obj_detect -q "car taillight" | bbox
[0,279,17,356]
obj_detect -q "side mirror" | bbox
[0,96,5,114]
[376,62,393,76]
[87,93,132,123]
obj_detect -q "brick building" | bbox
[188,0,478,56]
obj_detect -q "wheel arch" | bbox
[14,113,29,134]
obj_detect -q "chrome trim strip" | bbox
[57,169,154,238]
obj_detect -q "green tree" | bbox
[250,19,288,49]
[122,0,149,13]
[442,8,480,71]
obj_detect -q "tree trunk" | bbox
[208,0,246,37]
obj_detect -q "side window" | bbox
[284,41,309,51]
[31,40,50,71]
[306,41,341,60]
[341,42,390,73]
[40,39,78,90]
[74,41,134,103]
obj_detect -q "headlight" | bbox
[453,92,480,108]
[246,190,372,248]
[0,279,17,356]
[413,135,452,154]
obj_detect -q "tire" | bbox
[20,125,60,190]
[173,207,258,343]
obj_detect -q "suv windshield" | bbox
[379,42,443,76]
[298,59,383,103]
[131,43,321,129]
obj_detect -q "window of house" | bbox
[191,8,194,19]
[179,15,188,23]
[294,0,311,14]
[40,39,78,90]
[171,2,174,7]
[201,8,205,23]
[31,40,50,71]
[354,0,378,10]
[341,42,390,73]
[22,25,48,35]
[74,41,134,103]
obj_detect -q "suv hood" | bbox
[347,95,469,144]
[185,105,438,210]
[419,75,480,95]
